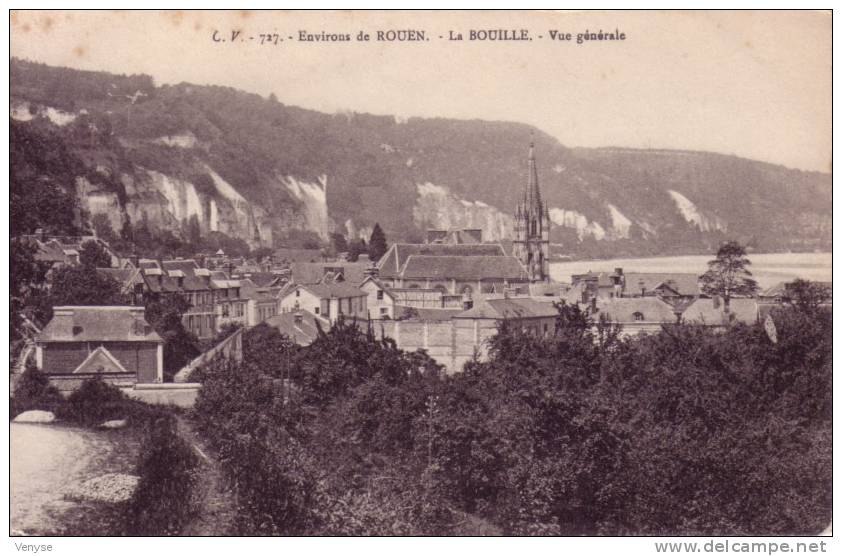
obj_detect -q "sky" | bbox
[10,10,832,173]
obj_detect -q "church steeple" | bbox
[524,141,542,211]
[513,140,551,282]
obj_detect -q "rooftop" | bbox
[265,310,326,346]
[38,306,162,343]
[399,255,528,281]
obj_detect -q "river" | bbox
[550,252,832,289]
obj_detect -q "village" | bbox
[11,143,829,401]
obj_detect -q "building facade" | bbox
[35,306,164,391]
[512,143,551,282]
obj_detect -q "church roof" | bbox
[399,255,528,281]
[378,243,508,278]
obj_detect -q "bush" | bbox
[123,412,199,535]
[57,376,129,426]
[10,363,64,418]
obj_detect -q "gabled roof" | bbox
[399,255,528,281]
[265,310,326,346]
[38,306,162,343]
[456,297,559,320]
[73,346,131,374]
[296,283,367,299]
[360,276,397,300]
[681,298,759,326]
[97,267,143,293]
[378,243,507,278]
[593,297,678,324]
[623,272,701,297]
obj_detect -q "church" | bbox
[512,142,551,282]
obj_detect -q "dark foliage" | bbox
[144,294,201,380]
[10,362,65,418]
[57,376,130,427]
[123,412,199,535]
[192,301,830,535]
[79,240,112,268]
[368,223,388,264]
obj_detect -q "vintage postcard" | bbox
[8,9,832,546]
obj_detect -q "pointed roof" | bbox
[73,346,131,374]
[524,142,542,212]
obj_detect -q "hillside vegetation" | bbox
[10,58,831,257]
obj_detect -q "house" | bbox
[283,261,373,286]
[681,297,760,327]
[265,309,327,346]
[621,272,701,301]
[97,267,147,305]
[590,297,679,336]
[239,278,281,327]
[278,283,368,324]
[360,275,398,319]
[35,306,163,391]
[209,270,249,331]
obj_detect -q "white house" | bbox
[359,276,397,319]
[278,283,368,324]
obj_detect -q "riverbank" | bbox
[549,252,831,289]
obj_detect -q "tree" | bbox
[79,240,112,268]
[699,240,758,313]
[347,239,367,262]
[368,223,388,263]
[144,294,200,380]
[330,232,348,255]
[91,214,118,244]
[49,265,125,308]
[781,279,831,315]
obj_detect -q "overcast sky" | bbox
[10,10,831,173]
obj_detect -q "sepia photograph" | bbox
[7,8,833,544]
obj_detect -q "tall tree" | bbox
[144,294,200,380]
[699,240,759,313]
[368,223,388,263]
[79,240,112,268]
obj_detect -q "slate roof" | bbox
[593,297,678,324]
[456,297,559,320]
[38,306,162,343]
[623,272,701,297]
[680,298,759,326]
[265,310,326,346]
[286,283,367,299]
[378,243,508,278]
[288,262,371,286]
[399,255,528,281]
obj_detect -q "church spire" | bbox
[524,140,542,212]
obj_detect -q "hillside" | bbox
[10,58,832,257]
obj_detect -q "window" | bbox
[236,303,244,317]
[377,290,384,300]
[222,304,230,317]
[296,289,300,297]
[380,307,389,316]
[315,307,320,315]
[633,312,644,322]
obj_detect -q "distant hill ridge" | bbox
[10,58,831,257]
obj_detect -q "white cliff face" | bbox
[549,207,606,240]
[412,182,512,241]
[668,190,725,232]
[606,204,632,239]
[146,170,205,223]
[282,174,329,240]
[75,177,123,232]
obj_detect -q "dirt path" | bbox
[11,423,112,535]
[176,416,238,536]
